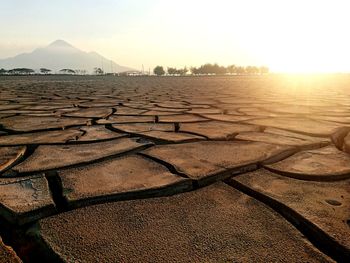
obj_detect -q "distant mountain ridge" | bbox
[0,40,134,73]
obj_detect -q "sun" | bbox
[260,1,350,73]
[219,0,350,73]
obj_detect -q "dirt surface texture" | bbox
[0,75,349,262]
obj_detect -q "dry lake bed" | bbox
[0,75,349,262]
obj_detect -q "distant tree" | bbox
[245,66,259,75]
[259,66,269,74]
[26,68,35,74]
[215,64,227,75]
[198,64,212,74]
[153,66,165,76]
[59,69,76,74]
[167,67,188,76]
[167,67,177,75]
[190,63,269,75]
[227,65,237,74]
[8,68,35,75]
[235,66,246,75]
[0,68,7,75]
[190,67,199,75]
[40,68,51,74]
[193,64,227,75]
[93,67,104,75]
[176,67,188,75]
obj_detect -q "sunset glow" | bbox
[0,0,349,72]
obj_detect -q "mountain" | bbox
[0,40,134,73]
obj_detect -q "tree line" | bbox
[154,64,269,76]
[0,68,96,75]
[0,68,35,75]
[0,64,269,76]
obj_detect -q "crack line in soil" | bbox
[225,179,349,262]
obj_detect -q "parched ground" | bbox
[0,75,349,262]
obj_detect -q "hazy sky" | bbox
[1,0,350,72]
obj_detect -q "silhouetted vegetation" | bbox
[167,67,177,75]
[7,68,35,75]
[40,68,51,74]
[59,69,76,74]
[93,67,104,75]
[0,63,269,76]
[154,66,165,76]
[190,64,269,75]
[167,67,188,75]
[190,64,226,75]
[154,64,269,76]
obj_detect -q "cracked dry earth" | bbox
[0,75,349,263]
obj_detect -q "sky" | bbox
[1,0,350,73]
